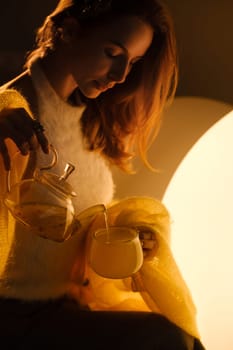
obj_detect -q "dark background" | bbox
[0,0,232,104]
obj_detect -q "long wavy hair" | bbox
[25,0,178,172]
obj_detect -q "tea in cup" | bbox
[89,226,143,279]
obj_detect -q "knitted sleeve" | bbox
[0,88,32,116]
[0,88,32,251]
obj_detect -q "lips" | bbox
[94,80,114,91]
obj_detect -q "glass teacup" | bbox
[89,226,143,279]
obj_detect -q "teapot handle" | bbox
[39,144,58,171]
[6,144,58,193]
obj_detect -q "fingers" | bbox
[141,239,156,250]
[14,110,49,154]
[0,113,28,153]
[139,230,156,247]
[138,229,158,258]
[0,139,11,171]
[0,108,49,170]
[32,120,49,154]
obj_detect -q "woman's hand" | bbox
[0,107,49,170]
[130,229,158,292]
[138,229,158,259]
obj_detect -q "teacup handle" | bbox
[6,144,58,193]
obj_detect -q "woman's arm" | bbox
[0,76,49,170]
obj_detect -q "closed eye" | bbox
[105,49,141,68]
[104,48,119,58]
[130,56,143,66]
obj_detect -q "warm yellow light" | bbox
[163,110,233,349]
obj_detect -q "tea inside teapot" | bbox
[4,145,78,242]
[13,202,74,241]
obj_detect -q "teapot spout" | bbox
[67,204,107,241]
[76,204,107,227]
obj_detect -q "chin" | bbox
[87,92,102,99]
[79,88,101,99]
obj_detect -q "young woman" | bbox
[0,0,205,348]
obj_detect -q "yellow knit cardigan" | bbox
[0,88,200,339]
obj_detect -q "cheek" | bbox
[78,48,111,75]
[93,59,111,75]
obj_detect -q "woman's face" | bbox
[66,15,154,98]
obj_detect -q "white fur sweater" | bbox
[0,61,114,300]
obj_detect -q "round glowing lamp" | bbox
[163,109,233,350]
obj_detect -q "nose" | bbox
[108,60,129,84]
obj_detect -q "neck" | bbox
[40,51,78,101]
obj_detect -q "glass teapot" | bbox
[4,145,106,242]
[4,145,84,242]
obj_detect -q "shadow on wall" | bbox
[112,96,233,201]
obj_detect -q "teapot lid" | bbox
[36,163,77,197]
